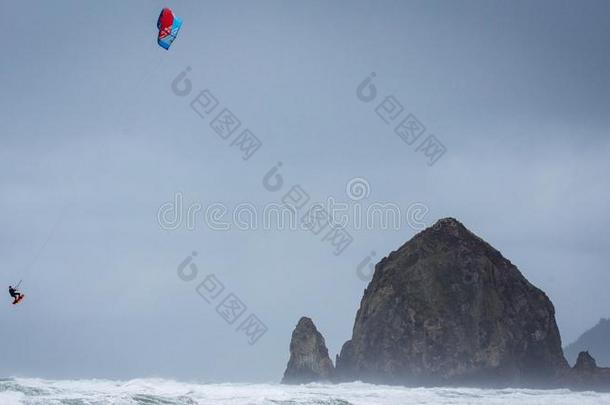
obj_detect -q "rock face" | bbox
[559,351,610,391]
[282,317,334,384]
[564,318,610,367]
[335,218,568,387]
[574,351,598,371]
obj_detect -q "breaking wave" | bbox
[0,377,608,405]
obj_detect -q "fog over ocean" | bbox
[1,378,609,405]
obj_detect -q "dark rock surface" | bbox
[564,318,610,367]
[281,317,334,384]
[559,351,610,391]
[574,351,598,371]
[335,218,568,387]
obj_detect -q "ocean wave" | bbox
[0,378,609,405]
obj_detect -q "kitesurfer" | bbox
[8,285,23,303]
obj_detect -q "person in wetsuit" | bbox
[8,285,23,303]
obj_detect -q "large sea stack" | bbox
[282,317,335,384]
[335,218,568,387]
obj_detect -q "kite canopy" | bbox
[157,8,182,50]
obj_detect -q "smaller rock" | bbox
[281,317,334,384]
[563,318,610,366]
[574,351,597,371]
[559,351,610,392]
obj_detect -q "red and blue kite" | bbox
[157,8,182,50]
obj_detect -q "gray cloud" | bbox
[1,0,609,381]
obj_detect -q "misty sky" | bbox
[1,0,609,381]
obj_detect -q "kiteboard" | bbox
[12,295,25,305]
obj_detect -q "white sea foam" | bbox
[0,378,609,405]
